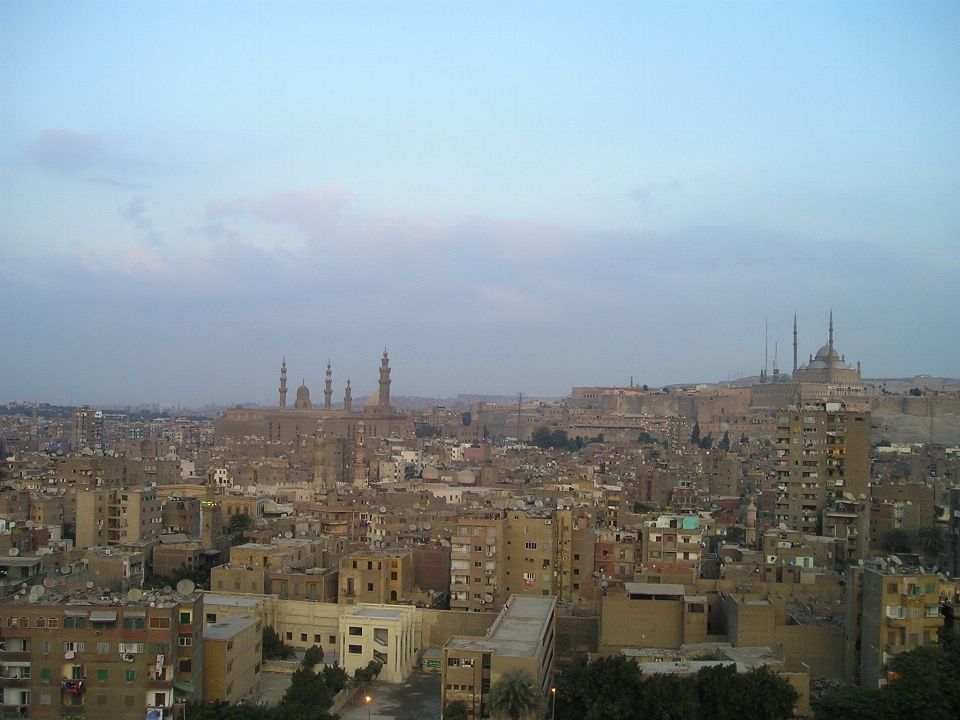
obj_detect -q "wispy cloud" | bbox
[29,128,168,188]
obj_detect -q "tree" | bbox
[725,526,746,544]
[884,528,912,554]
[909,388,923,396]
[690,422,701,444]
[917,525,945,558]
[302,644,324,667]
[739,432,749,445]
[699,434,713,450]
[229,512,252,545]
[352,659,382,686]
[461,411,472,426]
[445,700,469,720]
[633,502,655,514]
[718,431,731,452]
[262,625,295,660]
[489,668,547,720]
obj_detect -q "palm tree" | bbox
[917,525,945,558]
[488,669,547,720]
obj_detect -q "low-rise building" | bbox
[202,615,263,704]
[339,604,417,683]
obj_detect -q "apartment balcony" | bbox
[1,706,29,720]
[886,616,908,628]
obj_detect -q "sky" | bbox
[1,0,958,407]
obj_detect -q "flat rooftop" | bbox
[203,615,260,640]
[203,595,264,609]
[349,607,406,619]
[445,595,555,659]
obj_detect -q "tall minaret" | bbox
[324,361,333,410]
[314,418,327,490]
[279,358,288,409]
[828,311,834,352]
[378,349,391,409]
[792,314,798,375]
[353,420,368,487]
[344,380,352,412]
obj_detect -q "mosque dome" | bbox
[422,465,440,481]
[294,383,312,410]
[364,391,380,409]
[456,469,477,486]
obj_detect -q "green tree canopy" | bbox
[489,668,547,720]
[262,625,295,661]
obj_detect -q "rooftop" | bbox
[203,615,260,640]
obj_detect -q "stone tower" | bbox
[353,421,368,487]
[279,358,288,409]
[324,361,333,410]
[378,350,391,409]
[344,380,352,412]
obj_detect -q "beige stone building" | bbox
[503,510,557,600]
[202,615,263,704]
[338,548,415,605]
[774,403,870,534]
[339,604,417,683]
[450,510,506,613]
[442,596,556,720]
[75,487,163,548]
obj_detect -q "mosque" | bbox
[751,314,867,408]
[214,350,412,445]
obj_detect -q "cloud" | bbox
[206,187,453,252]
[118,245,169,274]
[633,179,684,208]
[28,128,161,188]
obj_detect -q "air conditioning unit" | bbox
[122,654,135,662]
[544,520,552,525]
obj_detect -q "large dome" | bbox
[294,383,312,409]
[814,344,841,361]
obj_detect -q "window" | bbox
[180,612,192,624]
[98,642,110,653]
[227,641,234,651]
[367,582,374,592]
[391,571,398,580]
[146,643,169,654]
[119,643,144,654]
[149,617,171,629]
[447,657,461,667]
[125,670,136,682]
[35,617,46,628]
[314,634,321,643]
[286,632,293,641]
[525,542,538,550]
[349,644,363,654]
[64,617,74,629]
[226,662,233,674]
[40,693,52,705]
[97,669,108,681]
[48,618,58,629]
[64,641,86,652]
[41,641,52,654]
[206,613,217,624]
[179,658,192,673]
[40,669,51,681]
[179,635,192,647]
[349,626,363,636]
[301,633,307,642]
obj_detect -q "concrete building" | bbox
[442,595,556,720]
[72,406,104,452]
[0,586,203,718]
[339,604,417,684]
[450,510,506,613]
[600,583,707,652]
[846,564,957,688]
[774,403,871,534]
[503,510,557,599]
[338,549,415,605]
[202,615,263,704]
[75,487,163,548]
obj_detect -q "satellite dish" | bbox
[61,566,72,575]
[535,500,543,508]
[8,547,19,556]
[379,506,387,514]
[162,586,173,594]
[284,532,293,539]
[423,523,432,531]
[43,578,56,589]
[127,588,143,601]
[858,559,864,566]
[779,523,787,531]
[28,595,37,604]
[414,503,421,509]
[409,523,417,531]
[176,579,195,595]
[149,602,156,607]
[25,520,34,528]
[86,581,95,589]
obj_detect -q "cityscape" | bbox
[2,2,960,720]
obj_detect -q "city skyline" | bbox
[2,1,959,406]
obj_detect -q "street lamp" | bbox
[365,694,372,720]
[551,687,556,720]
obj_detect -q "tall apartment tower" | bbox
[72,405,104,452]
[450,510,506,612]
[774,402,871,534]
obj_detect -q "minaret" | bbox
[324,361,333,410]
[344,380,352,412]
[378,349,391,409]
[792,314,798,374]
[279,358,288,409]
[829,311,834,353]
[745,498,758,546]
[353,420,368,487]
[314,418,327,490]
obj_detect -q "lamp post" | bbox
[551,686,556,720]
[365,694,372,720]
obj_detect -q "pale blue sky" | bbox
[1,1,958,405]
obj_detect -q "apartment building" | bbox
[847,564,957,688]
[75,488,163,548]
[442,595,556,720]
[450,510,506,613]
[503,511,557,599]
[202,615,262,704]
[0,587,203,719]
[339,604,417,683]
[774,403,870,534]
[338,549,415,605]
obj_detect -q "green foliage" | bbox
[415,423,441,438]
[555,654,799,720]
[262,625,295,661]
[884,528,912,553]
[146,561,210,591]
[690,422,700,444]
[725,526,746,544]
[302,644,324,667]
[530,426,569,449]
[281,663,346,709]
[699,434,713,449]
[444,700,470,720]
[637,431,660,445]
[229,512,252,545]
[633,502,655,514]
[718,431,731,452]
[352,659,383,686]
[909,387,923,396]
[461,411,472,427]
[813,628,960,720]
[917,525,945,557]
[489,668,547,720]
[739,432,749,445]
